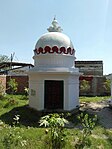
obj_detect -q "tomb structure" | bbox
[29,18,80,111]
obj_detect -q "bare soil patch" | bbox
[80,100,112,129]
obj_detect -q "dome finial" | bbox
[54,15,56,20]
[47,17,63,32]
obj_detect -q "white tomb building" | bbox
[29,18,80,111]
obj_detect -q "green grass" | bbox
[0,94,28,116]
[0,95,112,149]
[80,96,110,103]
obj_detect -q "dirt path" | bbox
[80,100,112,129]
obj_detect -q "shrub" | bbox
[0,80,5,98]
[39,113,68,149]
[74,113,97,148]
[103,79,111,95]
[80,79,90,92]
[2,115,27,149]
[7,78,18,94]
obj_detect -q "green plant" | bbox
[2,126,27,149]
[0,80,5,98]
[39,113,68,149]
[24,87,29,96]
[22,87,29,100]
[0,54,10,63]
[7,78,18,94]
[13,115,20,126]
[79,113,97,136]
[74,113,97,148]
[2,115,27,149]
[3,98,18,108]
[103,79,111,94]
[80,79,90,92]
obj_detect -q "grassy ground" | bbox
[0,94,112,149]
[80,96,110,103]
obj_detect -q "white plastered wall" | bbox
[29,72,79,111]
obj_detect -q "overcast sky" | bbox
[0,0,112,75]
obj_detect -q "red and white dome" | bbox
[33,18,77,71]
[34,18,75,56]
[35,32,74,49]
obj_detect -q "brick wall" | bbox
[6,76,28,94]
[94,77,106,96]
[79,76,110,96]
[0,75,6,94]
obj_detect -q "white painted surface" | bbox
[29,19,80,111]
[33,54,75,68]
[35,32,74,50]
[29,72,79,111]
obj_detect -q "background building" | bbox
[75,60,103,76]
[75,60,108,96]
[0,62,33,94]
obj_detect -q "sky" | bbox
[0,0,112,75]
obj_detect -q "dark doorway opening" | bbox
[44,80,64,110]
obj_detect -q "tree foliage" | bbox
[80,79,90,92]
[7,78,18,94]
[0,55,9,63]
[103,79,111,94]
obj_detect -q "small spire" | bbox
[47,17,63,32]
[54,15,56,20]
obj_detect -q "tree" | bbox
[103,79,111,95]
[80,79,90,93]
[7,78,18,94]
[0,55,9,62]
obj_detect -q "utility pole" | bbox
[10,52,15,70]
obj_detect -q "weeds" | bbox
[4,99,18,108]
[1,115,27,149]
[74,113,97,149]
